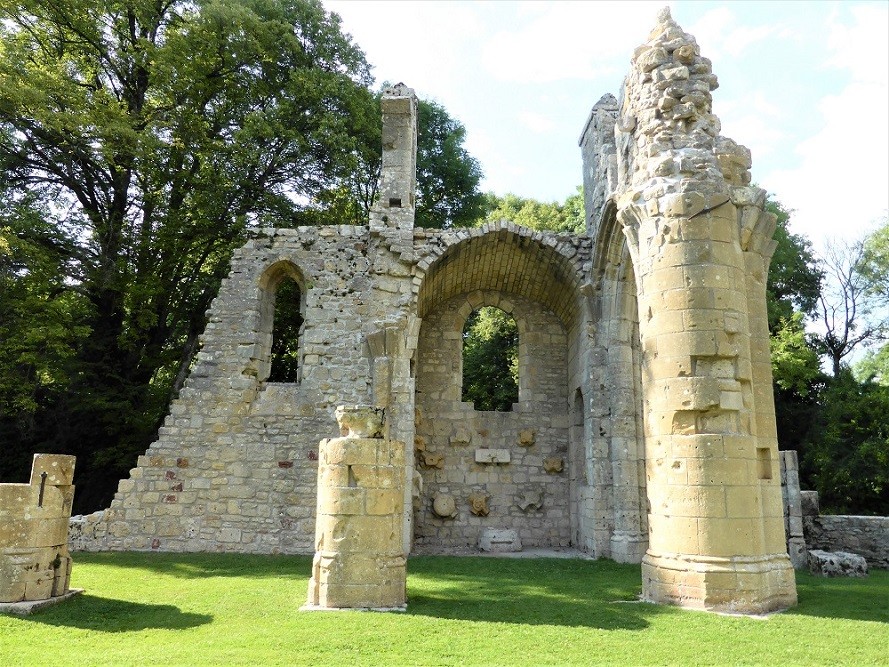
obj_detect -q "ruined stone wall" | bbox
[414,291,571,550]
[1,455,76,603]
[83,225,414,554]
[803,515,889,569]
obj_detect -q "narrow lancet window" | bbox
[268,276,303,382]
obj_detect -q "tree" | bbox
[0,0,375,509]
[462,307,518,412]
[815,236,889,376]
[483,189,584,233]
[415,100,485,229]
[804,370,889,515]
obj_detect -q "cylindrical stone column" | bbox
[305,406,407,610]
[615,8,796,613]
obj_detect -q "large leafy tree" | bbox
[483,188,584,233]
[0,0,375,509]
[415,100,485,229]
[462,307,518,412]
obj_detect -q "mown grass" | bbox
[0,553,886,666]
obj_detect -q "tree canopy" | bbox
[0,0,375,509]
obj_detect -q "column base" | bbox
[610,531,648,564]
[642,551,797,614]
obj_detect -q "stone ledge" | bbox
[0,589,84,616]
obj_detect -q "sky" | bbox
[323,0,888,251]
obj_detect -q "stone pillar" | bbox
[306,406,407,610]
[780,450,807,568]
[616,9,796,613]
[371,83,417,234]
[0,454,76,603]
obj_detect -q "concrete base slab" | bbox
[0,588,84,616]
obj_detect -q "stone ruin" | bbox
[73,10,798,613]
[1,454,79,611]
[305,406,407,610]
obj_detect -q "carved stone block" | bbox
[517,488,544,512]
[449,427,472,446]
[432,493,457,518]
[420,452,444,469]
[474,448,510,464]
[518,430,535,447]
[543,457,564,473]
[479,528,522,553]
[468,491,489,517]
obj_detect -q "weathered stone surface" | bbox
[468,492,490,517]
[474,449,511,464]
[2,454,77,604]
[479,528,522,553]
[807,550,868,577]
[306,412,407,610]
[800,490,819,517]
[431,493,457,518]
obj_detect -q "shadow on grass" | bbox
[75,551,313,580]
[405,556,664,630]
[790,570,889,624]
[19,594,212,632]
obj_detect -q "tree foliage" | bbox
[462,307,518,412]
[483,188,584,233]
[804,371,889,515]
[415,100,485,229]
[0,0,375,509]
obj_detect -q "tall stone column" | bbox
[615,9,796,613]
[305,406,407,610]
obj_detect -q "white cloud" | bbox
[324,0,484,98]
[689,6,790,61]
[762,5,889,249]
[481,1,665,83]
[716,92,785,160]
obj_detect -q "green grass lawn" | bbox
[1,553,886,666]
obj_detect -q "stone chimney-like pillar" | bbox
[371,83,418,234]
[615,9,796,613]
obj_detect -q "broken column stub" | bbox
[306,406,407,610]
[616,8,796,613]
[1,454,77,604]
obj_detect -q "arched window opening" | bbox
[268,276,303,382]
[462,306,518,411]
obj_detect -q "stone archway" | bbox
[412,227,587,551]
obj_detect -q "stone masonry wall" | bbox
[81,225,412,554]
[803,515,889,569]
[414,291,571,550]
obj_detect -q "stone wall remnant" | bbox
[1,454,77,606]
